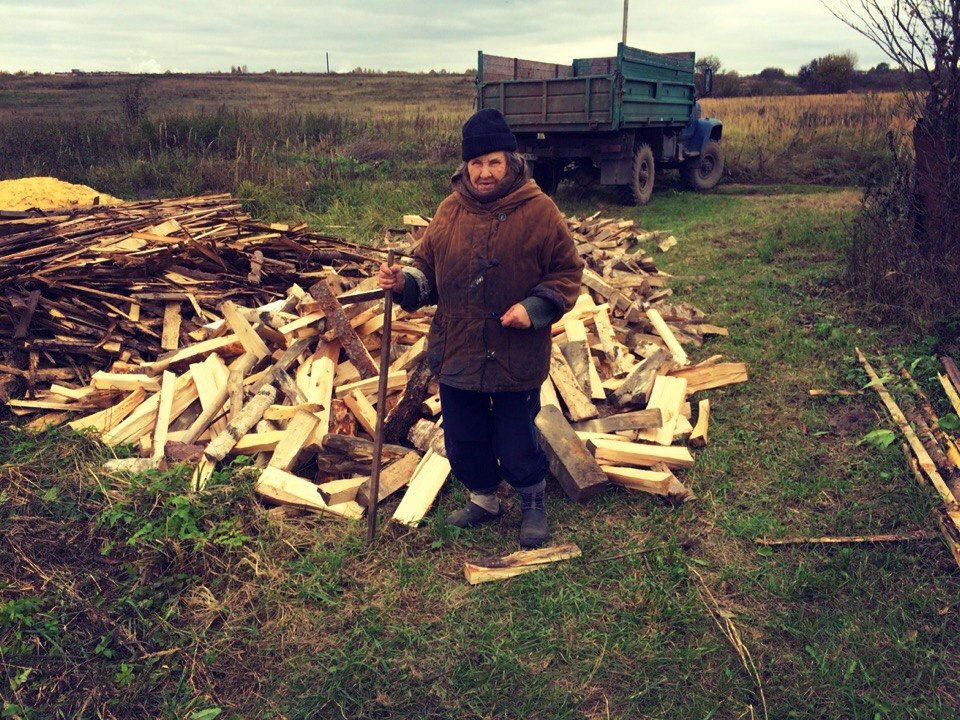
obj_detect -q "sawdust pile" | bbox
[0,177,123,211]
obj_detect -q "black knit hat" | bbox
[461,108,518,161]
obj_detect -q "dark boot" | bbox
[519,509,550,548]
[516,479,550,548]
[446,492,502,528]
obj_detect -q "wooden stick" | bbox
[367,249,394,543]
[755,530,938,546]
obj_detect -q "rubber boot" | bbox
[446,489,502,528]
[517,480,550,548]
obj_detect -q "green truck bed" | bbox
[478,43,697,133]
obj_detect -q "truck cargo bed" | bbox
[478,44,696,132]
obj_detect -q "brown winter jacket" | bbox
[399,174,584,392]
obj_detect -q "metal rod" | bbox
[366,249,395,543]
[622,0,629,45]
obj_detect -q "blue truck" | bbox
[477,43,723,204]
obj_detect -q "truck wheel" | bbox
[618,143,655,205]
[532,161,559,195]
[681,140,724,191]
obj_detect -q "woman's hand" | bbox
[500,303,531,329]
[378,263,405,292]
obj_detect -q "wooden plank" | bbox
[308,278,378,378]
[390,336,427,372]
[586,438,695,469]
[263,403,322,421]
[670,362,749,395]
[144,334,242,375]
[334,370,407,399]
[392,449,452,526]
[220,300,271,360]
[548,344,598,421]
[152,370,177,459]
[939,373,960,418]
[535,404,608,502]
[636,375,688,446]
[161,301,182,351]
[268,409,321,472]
[309,340,339,441]
[68,387,146,433]
[571,408,663,434]
[255,466,364,520]
[646,308,688,367]
[233,430,286,454]
[190,353,229,437]
[356,451,421,508]
[464,544,581,584]
[343,389,378,439]
[91,372,161,392]
[103,371,197,447]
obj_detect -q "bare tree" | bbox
[828,1,959,323]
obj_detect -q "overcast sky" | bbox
[2,0,889,75]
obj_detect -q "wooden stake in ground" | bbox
[367,250,394,543]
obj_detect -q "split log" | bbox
[308,277,378,378]
[548,344,598,422]
[689,399,710,448]
[356,451,421,508]
[535,404,608,502]
[383,354,433,444]
[464,543,581,584]
[571,408,662,434]
[586,437,695,469]
[255,466,364,520]
[610,349,669,407]
[392,449,452,526]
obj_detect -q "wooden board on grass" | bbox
[464,544,581,584]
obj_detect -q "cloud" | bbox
[2,0,890,74]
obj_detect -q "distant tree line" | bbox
[695,51,924,97]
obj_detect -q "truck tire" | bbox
[532,161,559,195]
[618,143,655,205]
[681,140,724,191]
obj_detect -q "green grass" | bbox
[3,185,960,719]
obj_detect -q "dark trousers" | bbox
[439,383,548,491]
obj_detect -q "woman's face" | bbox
[467,151,508,193]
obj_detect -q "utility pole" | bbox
[326,52,330,74]
[622,0,628,45]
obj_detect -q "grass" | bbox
[0,74,916,213]
[3,183,960,719]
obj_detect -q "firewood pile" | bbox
[2,196,749,528]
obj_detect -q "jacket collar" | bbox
[451,165,542,215]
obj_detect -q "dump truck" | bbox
[477,43,723,204]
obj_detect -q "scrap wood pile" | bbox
[856,349,960,569]
[0,192,381,399]
[3,196,750,553]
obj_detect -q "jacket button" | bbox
[490,311,498,318]
[489,258,500,267]
[497,212,506,221]
[486,350,496,359]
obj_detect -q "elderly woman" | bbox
[379,108,583,548]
